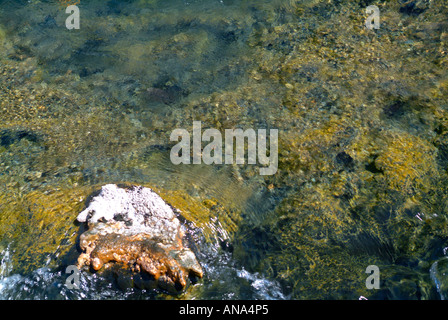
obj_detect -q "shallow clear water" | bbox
[1,0,448,300]
[0,0,291,299]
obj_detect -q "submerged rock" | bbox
[76,184,203,293]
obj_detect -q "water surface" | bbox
[1,0,448,300]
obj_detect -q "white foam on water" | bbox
[430,258,447,300]
[237,268,286,300]
[0,274,23,300]
[0,244,13,279]
[0,244,18,300]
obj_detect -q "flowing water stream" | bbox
[1,0,448,300]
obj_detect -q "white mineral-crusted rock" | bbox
[75,184,203,293]
[77,184,181,242]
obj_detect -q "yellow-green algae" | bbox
[230,0,448,299]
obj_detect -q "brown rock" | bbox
[76,184,203,293]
